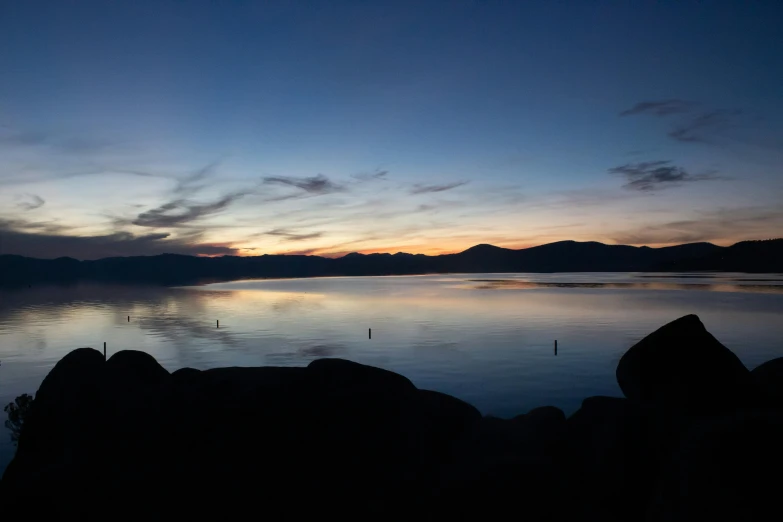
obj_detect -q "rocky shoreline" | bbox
[2,314,782,520]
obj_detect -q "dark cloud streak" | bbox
[609,161,721,191]
[620,99,696,117]
[351,169,389,182]
[171,160,223,197]
[15,193,45,211]
[0,128,116,155]
[265,229,324,241]
[132,191,251,228]
[410,181,469,194]
[263,174,344,194]
[621,100,746,145]
[667,109,740,143]
[0,219,237,259]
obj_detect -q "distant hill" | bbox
[655,239,783,273]
[1,239,781,287]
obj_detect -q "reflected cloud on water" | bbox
[466,279,783,294]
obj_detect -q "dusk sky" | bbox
[1,1,782,259]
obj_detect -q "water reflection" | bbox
[1,273,783,472]
[467,279,783,294]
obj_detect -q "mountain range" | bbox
[1,239,781,287]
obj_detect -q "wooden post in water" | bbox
[217,320,219,329]
[127,316,130,322]
[369,328,372,340]
[103,342,107,361]
[554,340,558,356]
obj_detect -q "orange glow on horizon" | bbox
[225,236,745,259]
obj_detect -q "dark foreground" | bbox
[3,315,783,520]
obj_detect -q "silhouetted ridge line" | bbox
[1,239,781,286]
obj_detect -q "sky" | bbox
[1,0,782,259]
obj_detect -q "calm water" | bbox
[2,272,783,471]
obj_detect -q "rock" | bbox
[432,453,570,521]
[565,396,683,522]
[198,366,309,401]
[104,350,170,416]
[302,359,428,515]
[170,366,201,386]
[102,351,172,486]
[106,350,169,383]
[33,347,105,407]
[163,366,314,504]
[524,405,567,423]
[416,389,481,446]
[12,317,775,520]
[306,357,416,395]
[751,357,783,405]
[648,411,783,521]
[2,348,105,491]
[171,366,200,377]
[452,405,567,464]
[433,406,571,520]
[511,406,568,456]
[616,314,755,414]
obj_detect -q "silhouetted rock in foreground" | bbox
[2,315,780,520]
[751,357,783,405]
[616,314,756,415]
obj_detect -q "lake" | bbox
[1,272,783,471]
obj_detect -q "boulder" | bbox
[522,405,567,424]
[171,366,201,377]
[565,396,686,522]
[647,411,783,521]
[451,405,567,464]
[16,324,778,520]
[103,350,171,421]
[306,357,416,395]
[512,406,568,456]
[616,314,755,414]
[2,347,105,492]
[416,389,481,445]
[433,406,571,520]
[163,365,314,504]
[302,359,429,515]
[106,349,169,382]
[751,357,783,405]
[432,453,570,521]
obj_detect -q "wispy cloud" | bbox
[0,218,238,258]
[351,169,389,182]
[609,160,721,191]
[620,99,696,117]
[14,193,45,211]
[0,127,117,155]
[132,191,252,228]
[263,174,344,194]
[0,167,110,187]
[410,181,469,194]
[0,217,69,235]
[667,109,741,143]
[171,160,223,197]
[278,247,322,256]
[265,228,324,241]
[620,99,749,146]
